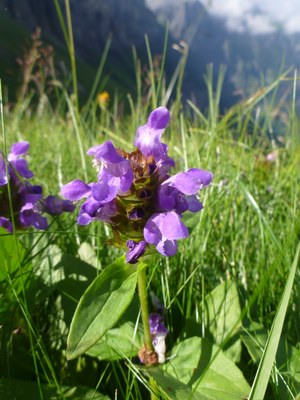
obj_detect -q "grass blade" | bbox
[249,242,300,400]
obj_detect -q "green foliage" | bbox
[248,242,300,400]
[87,296,143,361]
[0,228,26,282]
[0,378,110,400]
[66,256,138,359]
[202,280,242,362]
[242,322,300,398]
[163,337,249,399]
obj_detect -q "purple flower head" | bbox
[144,211,189,256]
[126,240,147,264]
[0,142,75,233]
[61,108,213,263]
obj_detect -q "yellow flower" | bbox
[97,91,110,108]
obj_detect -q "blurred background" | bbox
[0,0,299,110]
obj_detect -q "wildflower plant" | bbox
[62,106,213,395]
[0,141,74,232]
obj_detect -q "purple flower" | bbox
[135,107,175,176]
[0,157,7,186]
[126,240,147,264]
[6,141,33,182]
[61,179,118,225]
[60,179,91,201]
[42,195,75,215]
[144,211,189,256]
[162,168,213,194]
[0,142,75,232]
[77,199,117,225]
[0,141,34,186]
[87,141,133,193]
[62,107,213,262]
[149,313,168,363]
[158,168,213,214]
[0,216,13,233]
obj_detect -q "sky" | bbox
[200,0,300,34]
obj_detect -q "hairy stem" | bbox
[137,265,153,352]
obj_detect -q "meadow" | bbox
[0,22,300,399]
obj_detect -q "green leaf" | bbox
[203,280,242,361]
[66,256,138,360]
[249,242,300,400]
[0,378,110,399]
[87,320,143,360]
[242,321,300,398]
[144,367,205,400]
[0,228,26,281]
[165,337,250,400]
[87,295,143,360]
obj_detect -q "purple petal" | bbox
[163,168,213,195]
[9,142,30,157]
[156,239,178,256]
[12,159,34,179]
[126,240,147,264]
[19,208,48,230]
[95,201,117,222]
[87,141,123,164]
[186,196,203,212]
[149,313,168,336]
[81,197,103,216]
[0,157,8,186]
[147,107,170,130]
[80,198,117,223]
[61,180,91,201]
[30,214,48,230]
[43,195,75,215]
[0,216,13,233]
[143,218,162,245]
[104,158,130,176]
[158,186,189,214]
[117,169,134,192]
[22,193,43,206]
[77,211,93,225]
[92,177,118,203]
[150,212,189,240]
[135,108,170,161]
[144,212,189,257]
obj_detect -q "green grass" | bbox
[0,35,300,400]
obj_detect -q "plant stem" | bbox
[137,265,159,400]
[137,265,153,352]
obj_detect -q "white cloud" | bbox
[200,0,300,34]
